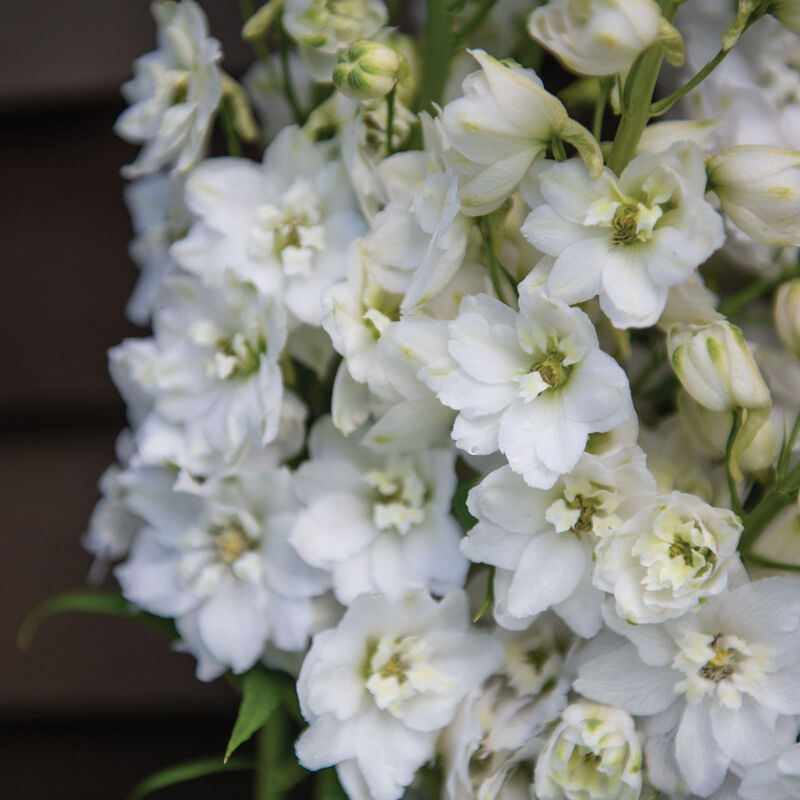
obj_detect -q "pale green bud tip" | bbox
[332,40,402,101]
[241,0,284,41]
[775,279,800,356]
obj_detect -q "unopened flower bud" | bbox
[332,40,403,101]
[527,0,685,77]
[668,320,771,412]
[707,146,800,246]
[775,280,800,356]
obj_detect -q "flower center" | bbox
[213,333,266,380]
[363,460,429,535]
[250,179,326,277]
[699,634,737,683]
[532,349,570,388]
[364,635,452,715]
[214,524,253,564]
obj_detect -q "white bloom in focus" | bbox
[534,701,643,800]
[145,273,286,462]
[522,146,725,328]
[115,0,223,177]
[575,578,800,797]
[424,284,633,489]
[527,0,684,77]
[463,447,654,636]
[282,0,388,82]
[775,279,800,356]
[442,50,602,216]
[667,320,771,413]
[594,492,742,624]
[289,416,467,604]
[295,590,503,800]
[707,146,800,246]
[115,465,330,677]
[123,173,189,324]
[172,126,366,326]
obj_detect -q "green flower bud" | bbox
[332,40,404,101]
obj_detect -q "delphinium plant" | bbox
[20,0,800,798]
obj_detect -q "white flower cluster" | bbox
[90,0,800,798]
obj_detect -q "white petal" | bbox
[675,700,731,797]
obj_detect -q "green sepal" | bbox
[225,667,283,762]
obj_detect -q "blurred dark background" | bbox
[0,2,259,796]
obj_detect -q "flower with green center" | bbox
[534,701,643,800]
[594,491,742,623]
[522,144,724,328]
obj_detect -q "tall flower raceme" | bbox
[37,1,800,799]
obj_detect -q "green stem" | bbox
[254,709,286,800]
[385,86,396,157]
[607,0,678,175]
[480,218,508,303]
[593,78,612,142]
[453,0,501,46]
[740,459,800,552]
[650,48,729,116]
[717,260,800,318]
[551,135,567,161]
[417,0,452,113]
[725,408,745,518]
[741,551,800,572]
[219,102,243,156]
[277,26,305,125]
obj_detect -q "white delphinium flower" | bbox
[463,446,654,636]
[289,416,467,604]
[422,282,632,489]
[172,126,366,326]
[522,145,725,328]
[123,173,189,325]
[594,492,742,624]
[527,0,684,77]
[295,590,504,800]
[706,146,800,247]
[116,464,330,677]
[282,0,388,83]
[441,50,602,216]
[129,272,286,463]
[534,700,644,800]
[575,578,800,797]
[740,743,800,799]
[109,339,159,428]
[361,115,472,313]
[441,617,573,800]
[115,0,223,177]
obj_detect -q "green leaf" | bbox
[453,476,478,532]
[225,667,282,762]
[17,590,178,651]
[128,756,253,800]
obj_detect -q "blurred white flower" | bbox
[115,0,223,177]
[527,0,684,77]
